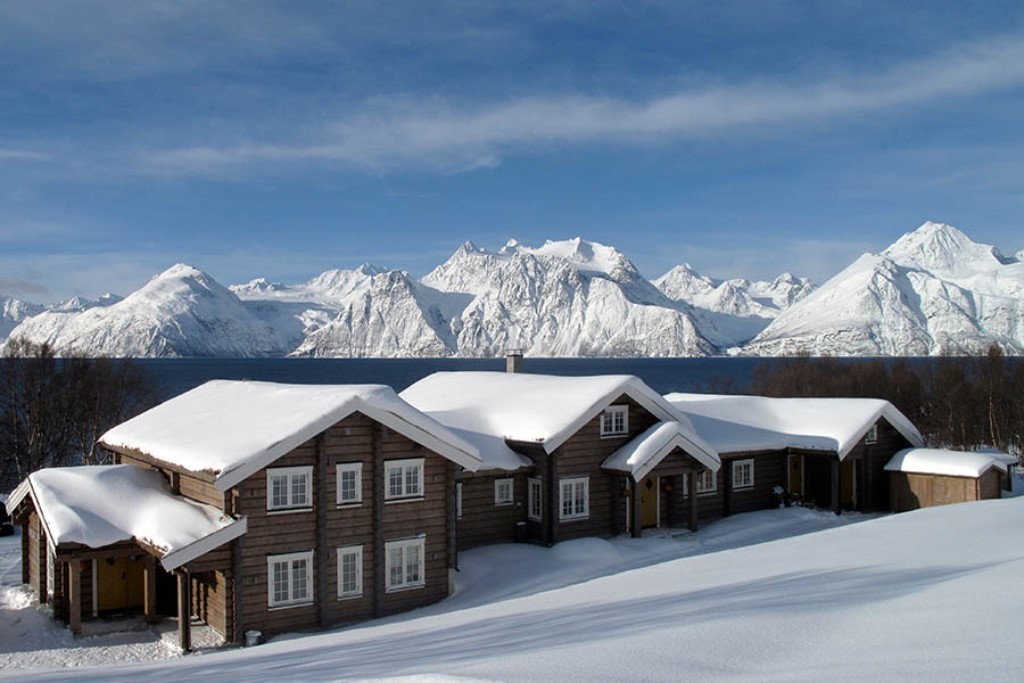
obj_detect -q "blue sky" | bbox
[2,1,1024,301]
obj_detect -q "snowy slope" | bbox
[5,265,288,358]
[424,238,714,356]
[655,264,814,346]
[5,496,1023,681]
[740,222,1024,356]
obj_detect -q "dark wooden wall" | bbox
[456,472,528,550]
[233,411,454,638]
[552,395,661,543]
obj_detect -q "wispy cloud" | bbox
[143,34,1024,174]
[0,148,50,161]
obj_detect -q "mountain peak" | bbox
[883,221,1008,273]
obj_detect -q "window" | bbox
[494,478,514,506]
[385,459,424,500]
[337,545,363,599]
[336,462,363,506]
[528,477,543,521]
[456,482,463,519]
[559,477,589,520]
[385,537,425,592]
[696,468,717,494]
[267,467,312,511]
[600,405,629,437]
[865,425,878,444]
[732,459,754,489]
[267,551,313,608]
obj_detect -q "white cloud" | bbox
[0,148,50,161]
[143,34,1024,174]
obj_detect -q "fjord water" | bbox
[138,357,767,399]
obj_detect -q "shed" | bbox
[885,448,1006,512]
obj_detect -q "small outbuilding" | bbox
[885,448,1006,512]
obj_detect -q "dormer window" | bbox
[865,425,878,444]
[600,405,629,437]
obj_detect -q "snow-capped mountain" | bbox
[1,297,45,341]
[5,223,1019,358]
[739,222,1024,356]
[653,264,814,346]
[7,264,288,357]
[424,238,713,356]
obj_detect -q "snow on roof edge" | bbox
[603,421,721,481]
[161,516,248,571]
[884,448,1006,478]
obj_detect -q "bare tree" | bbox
[0,340,157,490]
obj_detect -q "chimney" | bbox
[506,349,523,374]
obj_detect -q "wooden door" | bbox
[840,460,856,507]
[97,557,145,612]
[788,455,802,496]
[640,476,659,528]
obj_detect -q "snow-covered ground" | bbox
[3,497,1024,682]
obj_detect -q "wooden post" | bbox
[831,459,841,515]
[177,568,192,653]
[372,423,385,618]
[144,555,158,624]
[315,433,328,628]
[688,471,699,532]
[723,461,733,517]
[68,560,82,635]
[630,478,643,538]
[20,522,29,586]
[545,455,558,547]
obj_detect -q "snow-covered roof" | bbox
[665,393,924,459]
[602,421,720,481]
[884,448,1007,478]
[6,465,245,571]
[401,372,687,468]
[100,380,481,491]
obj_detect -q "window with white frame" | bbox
[600,405,629,437]
[696,468,717,494]
[336,462,363,506]
[559,477,589,520]
[385,458,424,500]
[494,478,514,505]
[528,477,543,521]
[732,459,754,489]
[336,545,363,599]
[385,537,425,592]
[865,425,878,444]
[267,551,313,608]
[267,467,312,511]
[456,482,463,519]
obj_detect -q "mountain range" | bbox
[3,222,1021,358]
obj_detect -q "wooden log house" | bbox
[401,371,722,548]
[7,381,481,648]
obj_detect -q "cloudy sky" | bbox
[2,1,1023,301]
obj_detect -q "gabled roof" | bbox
[665,393,924,459]
[100,380,482,491]
[602,421,720,481]
[7,465,246,571]
[400,372,686,468]
[885,448,1007,478]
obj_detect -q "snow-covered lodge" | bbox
[6,368,1009,648]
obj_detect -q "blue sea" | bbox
[138,357,767,399]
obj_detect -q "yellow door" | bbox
[640,476,659,528]
[97,557,145,612]
[788,456,802,496]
